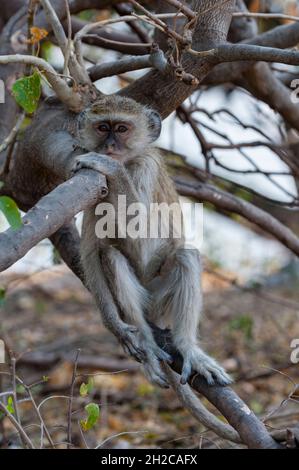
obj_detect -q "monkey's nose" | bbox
[105,144,116,153]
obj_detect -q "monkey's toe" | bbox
[179,348,233,387]
[142,358,169,389]
[154,347,173,363]
[120,327,147,363]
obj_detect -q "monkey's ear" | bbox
[146,109,162,142]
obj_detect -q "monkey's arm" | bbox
[39,131,84,179]
[72,152,143,244]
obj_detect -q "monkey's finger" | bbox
[180,360,192,385]
[142,364,169,389]
[197,357,233,386]
[155,348,172,363]
[211,370,233,386]
[122,342,146,363]
[200,369,215,386]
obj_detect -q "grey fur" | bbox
[75,96,232,388]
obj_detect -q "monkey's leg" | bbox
[102,247,171,388]
[81,207,151,365]
[150,248,232,386]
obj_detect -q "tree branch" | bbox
[175,178,299,258]
[0,168,285,449]
[191,43,299,67]
[121,0,236,116]
[163,364,242,444]
[88,45,168,81]
[243,61,299,135]
[69,16,149,55]
[152,326,281,449]
[0,170,107,272]
[204,16,299,86]
[39,0,90,85]
[0,54,83,111]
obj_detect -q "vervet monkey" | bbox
[17,95,231,388]
[74,95,231,388]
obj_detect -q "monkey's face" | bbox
[78,96,162,161]
[90,118,136,162]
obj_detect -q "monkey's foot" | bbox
[142,353,169,389]
[119,325,171,388]
[179,346,232,386]
[140,337,172,389]
[118,325,147,363]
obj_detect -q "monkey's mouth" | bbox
[106,152,122,160]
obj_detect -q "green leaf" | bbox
[0,196,22,230]
[79,377,94,397]
[12,72,41,114]
[0,287,5,307]
[41,41,54,63]
[16,384,26,394]
[6,396,15,414]
[80,403,100,431]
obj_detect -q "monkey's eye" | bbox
[115,125,128,133]
[97,123,110,132]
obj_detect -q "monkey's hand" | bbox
[71,153,124,181]
[179,345,232,386]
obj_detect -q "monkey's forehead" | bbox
[87,112,141,123]
[89,96,144,115]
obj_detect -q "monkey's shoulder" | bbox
[25,99,79,139]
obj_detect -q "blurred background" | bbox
[1,0,299,449]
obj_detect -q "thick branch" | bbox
[89,55,153,81]
[122,0,236,116]
[0,167,284,448]
[193,43,299,67]
[163,365,241,444]
[243,62,299,134]
[204,17,299,86]
[88,47,167,81]
[151,326,281,449]
[175,178,299,258]
[0,170,107,273]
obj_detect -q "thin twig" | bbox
[0,113,25,170]
[24,386,55,448]
[95,431,148,449]
[63,0,72,76]
[67,349,81,449]
[0,54,82,111]
[233,11,299,23]
[0,401,34,449]
[39,0,90,85]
